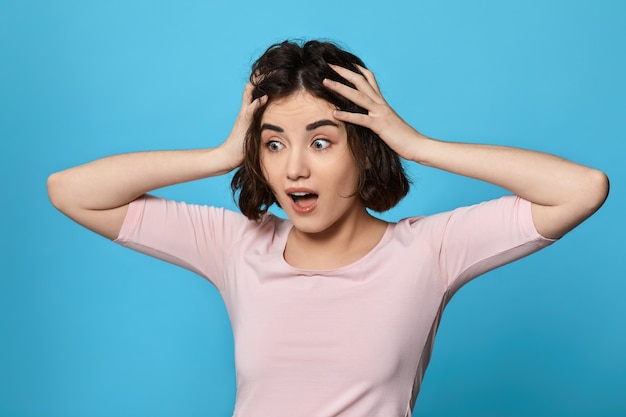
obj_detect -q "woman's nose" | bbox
[286,148,310,180]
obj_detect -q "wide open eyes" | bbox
[312,139,330,150]
[266,140,285,152]
[265,138,330,152]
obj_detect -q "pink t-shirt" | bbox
[115,195,553,417]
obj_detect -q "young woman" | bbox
[47,40,609,416]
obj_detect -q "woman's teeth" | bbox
[290,192,318,207]
[290,192,310,202]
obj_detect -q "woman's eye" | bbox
[312,139,330,150]
[267,141,284,151]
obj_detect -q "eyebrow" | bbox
[305,119,340,131]
[260,123,283,133]
[260,119,340,133]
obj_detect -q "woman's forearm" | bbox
[48,147,234,211]
[413,137,594,205]
[409,135,609,238]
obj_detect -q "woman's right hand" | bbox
[220,82,267,170]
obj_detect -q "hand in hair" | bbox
[221,82,268,170]
[323,64,425,161]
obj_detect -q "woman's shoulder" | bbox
[391,195,526,236]
[391,195,548,248]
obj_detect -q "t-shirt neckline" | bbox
[277,221,395,276]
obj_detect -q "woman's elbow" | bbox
[584,168,610,214]
[47,172,62,209]
[47,170,73,213]
[537,169,609,240]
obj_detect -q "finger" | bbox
[329,63,378,98]
[332,109,372,129]
[242,82,254,103]
[328,64,381,102]
[245,95,267,117]
[323,78,375,109]
[355,64,381,95]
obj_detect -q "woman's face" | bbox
[259,90,366,235]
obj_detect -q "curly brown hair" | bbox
[231,40,410,220]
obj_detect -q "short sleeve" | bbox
[412,196,555,293]
[114,195,256,291]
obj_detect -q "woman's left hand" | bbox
[323,64,423,161]
[324,64,609,239]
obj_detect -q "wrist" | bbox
[213,142,244,174]
[402,131,433,164]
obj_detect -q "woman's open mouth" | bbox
[289,191,318,213]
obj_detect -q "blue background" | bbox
[1,1,624,416]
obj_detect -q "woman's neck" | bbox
[284,209,388,270]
